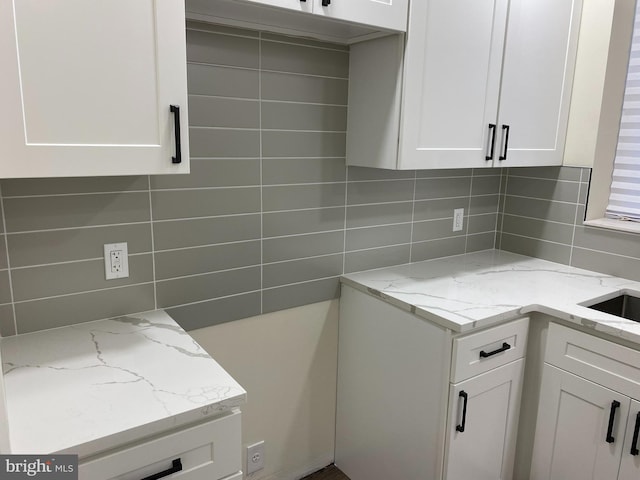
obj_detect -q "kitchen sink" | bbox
[586,293,640,322]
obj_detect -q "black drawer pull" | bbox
[606,400,621,444]
[486,123,496,161]
[170,105,182,164]
[479,342,511,359]
[498,124,510,161]
[141,459,182,480]
[322,0,331,5]
[456,390,468,433]
[631,412,640,455]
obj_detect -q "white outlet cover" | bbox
[104,242,129,280]
[453,208,464,232]
[246,441,265,474]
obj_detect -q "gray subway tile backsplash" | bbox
[261,71,348,104]
[344,245,411,274]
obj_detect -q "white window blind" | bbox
[606,2,640,221]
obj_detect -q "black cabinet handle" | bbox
[486,124,497,161]
[456,391,468,433]
[480,342,511,359]
[631,412,640,455]
[322,0,331,5]
[606,400,621,444]
[498,124,510,161]
[141,459,182,480]
[170,105,182,164]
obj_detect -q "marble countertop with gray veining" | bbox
[341,250,640,343]
[0,310,246,458]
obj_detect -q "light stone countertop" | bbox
[1,310,246,458]
[341,249,640,344]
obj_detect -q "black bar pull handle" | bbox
[456,391,468,433]
[322,0,331,5]
[170,105,182,164]
[631,412,640,455]
[499,124,510,161]
[486,124,497,161]
[606,400,621,444]
[480,342,511,359]
[141,459,182,480]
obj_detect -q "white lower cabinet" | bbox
[79,409,242,480]
[531,323,640,480]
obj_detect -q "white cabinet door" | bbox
[444,359,524,480]
[312,0,408,32]
[398,0,508,169]
[243,0,312,14]
[619,399,640,480]
[497,0,582,167]
[0,0,189,178]
[531,365,630,480]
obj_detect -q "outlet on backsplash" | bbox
[104,243,129,280]
[453,208,464,232]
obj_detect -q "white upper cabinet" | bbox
[0,0,189,178]
[347,0,583,169]
[312,0,408,32]
[243,0,312,14]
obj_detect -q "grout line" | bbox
[259,31,264,315]
[187,60,349,81]
[262,251,342,267]
[147,176,158,310]
[190,126,347,134]
[154,238,260,254]
[501,232,571,248]
[188,93,348,108]
[347,221,413,231]
[262,274,341,292]
[3,221,153,236]
[161,288,263,310]
[346,242,411,255]
[9,252,150,271]
[571,245,640,262]
[506,174,582,184]
[503,193,579,206]
[501,212,575,227]
[3,189,149,199]
[0,184,17,335]
[155,264,259,284]
[347,177,418,184]
[411,234,469,246]
[12,281,156,305]
[153,212,260,224]
[409,170,417,262]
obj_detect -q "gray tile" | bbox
[413,198,468,222]
[346,202,413,228]
[578,182,589,206]
[166,292,261,331]
[187,64,259,98]
[344,245,410,273]
[574,226,640,258]
[507,166,582,182]
[571,248,640,282]
[3,193,150,233]
[347,180,414,205]
[495,228,503,250]
[471,175,501,196]
[0,270,11,304]
[0,236,6,270]
[262,103,347,131]
[263,231,344,263]
[262,131,346,157]
[263,254,343,288]
[472,168,502,177]
[11,254,153,302]
[0,304,15,337]
[151,187,260,220]
[261,71,348,105]
[576,204,586,225]
[261,32,349,51]
[186,30,259,68]
[416,169,472,178]
[15,284,155,334]
[189,128,260,158]
[7,223,152,267]
[346,224,411,251]
[153,214,261,250]
[155,241,261,280]
[506,176,580,203]
[150,159,260,189]
[499,234,571,265]
[415,177,471,200]
[263,183,345,212]
[503,196,577,224]
[466,232,496,253]
[468,213,498,234]
[348,167,415,181]
[469,194,500,216]
[501,215,574,245]
[188,97,259,128]
[412,218,466,243]
[261,41,349,78]
[582,168,592,183]
[156,266,260,308]
[187,21,259,38]
[263,158,346,185]
[410,237,466,263]
[263,207,345,237]
[262,277,340,314]
[1,176,148,197]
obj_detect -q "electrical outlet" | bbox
[453,208,464,232]
[246,441,265,474]
[104,243,129,280]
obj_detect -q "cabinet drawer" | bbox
[546,323,640,399]
[451,317,529,383]
[79,409,241,480]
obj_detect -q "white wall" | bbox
[0,346,10,453]
[190,300,339,480]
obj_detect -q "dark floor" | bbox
[301,464,350,480]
